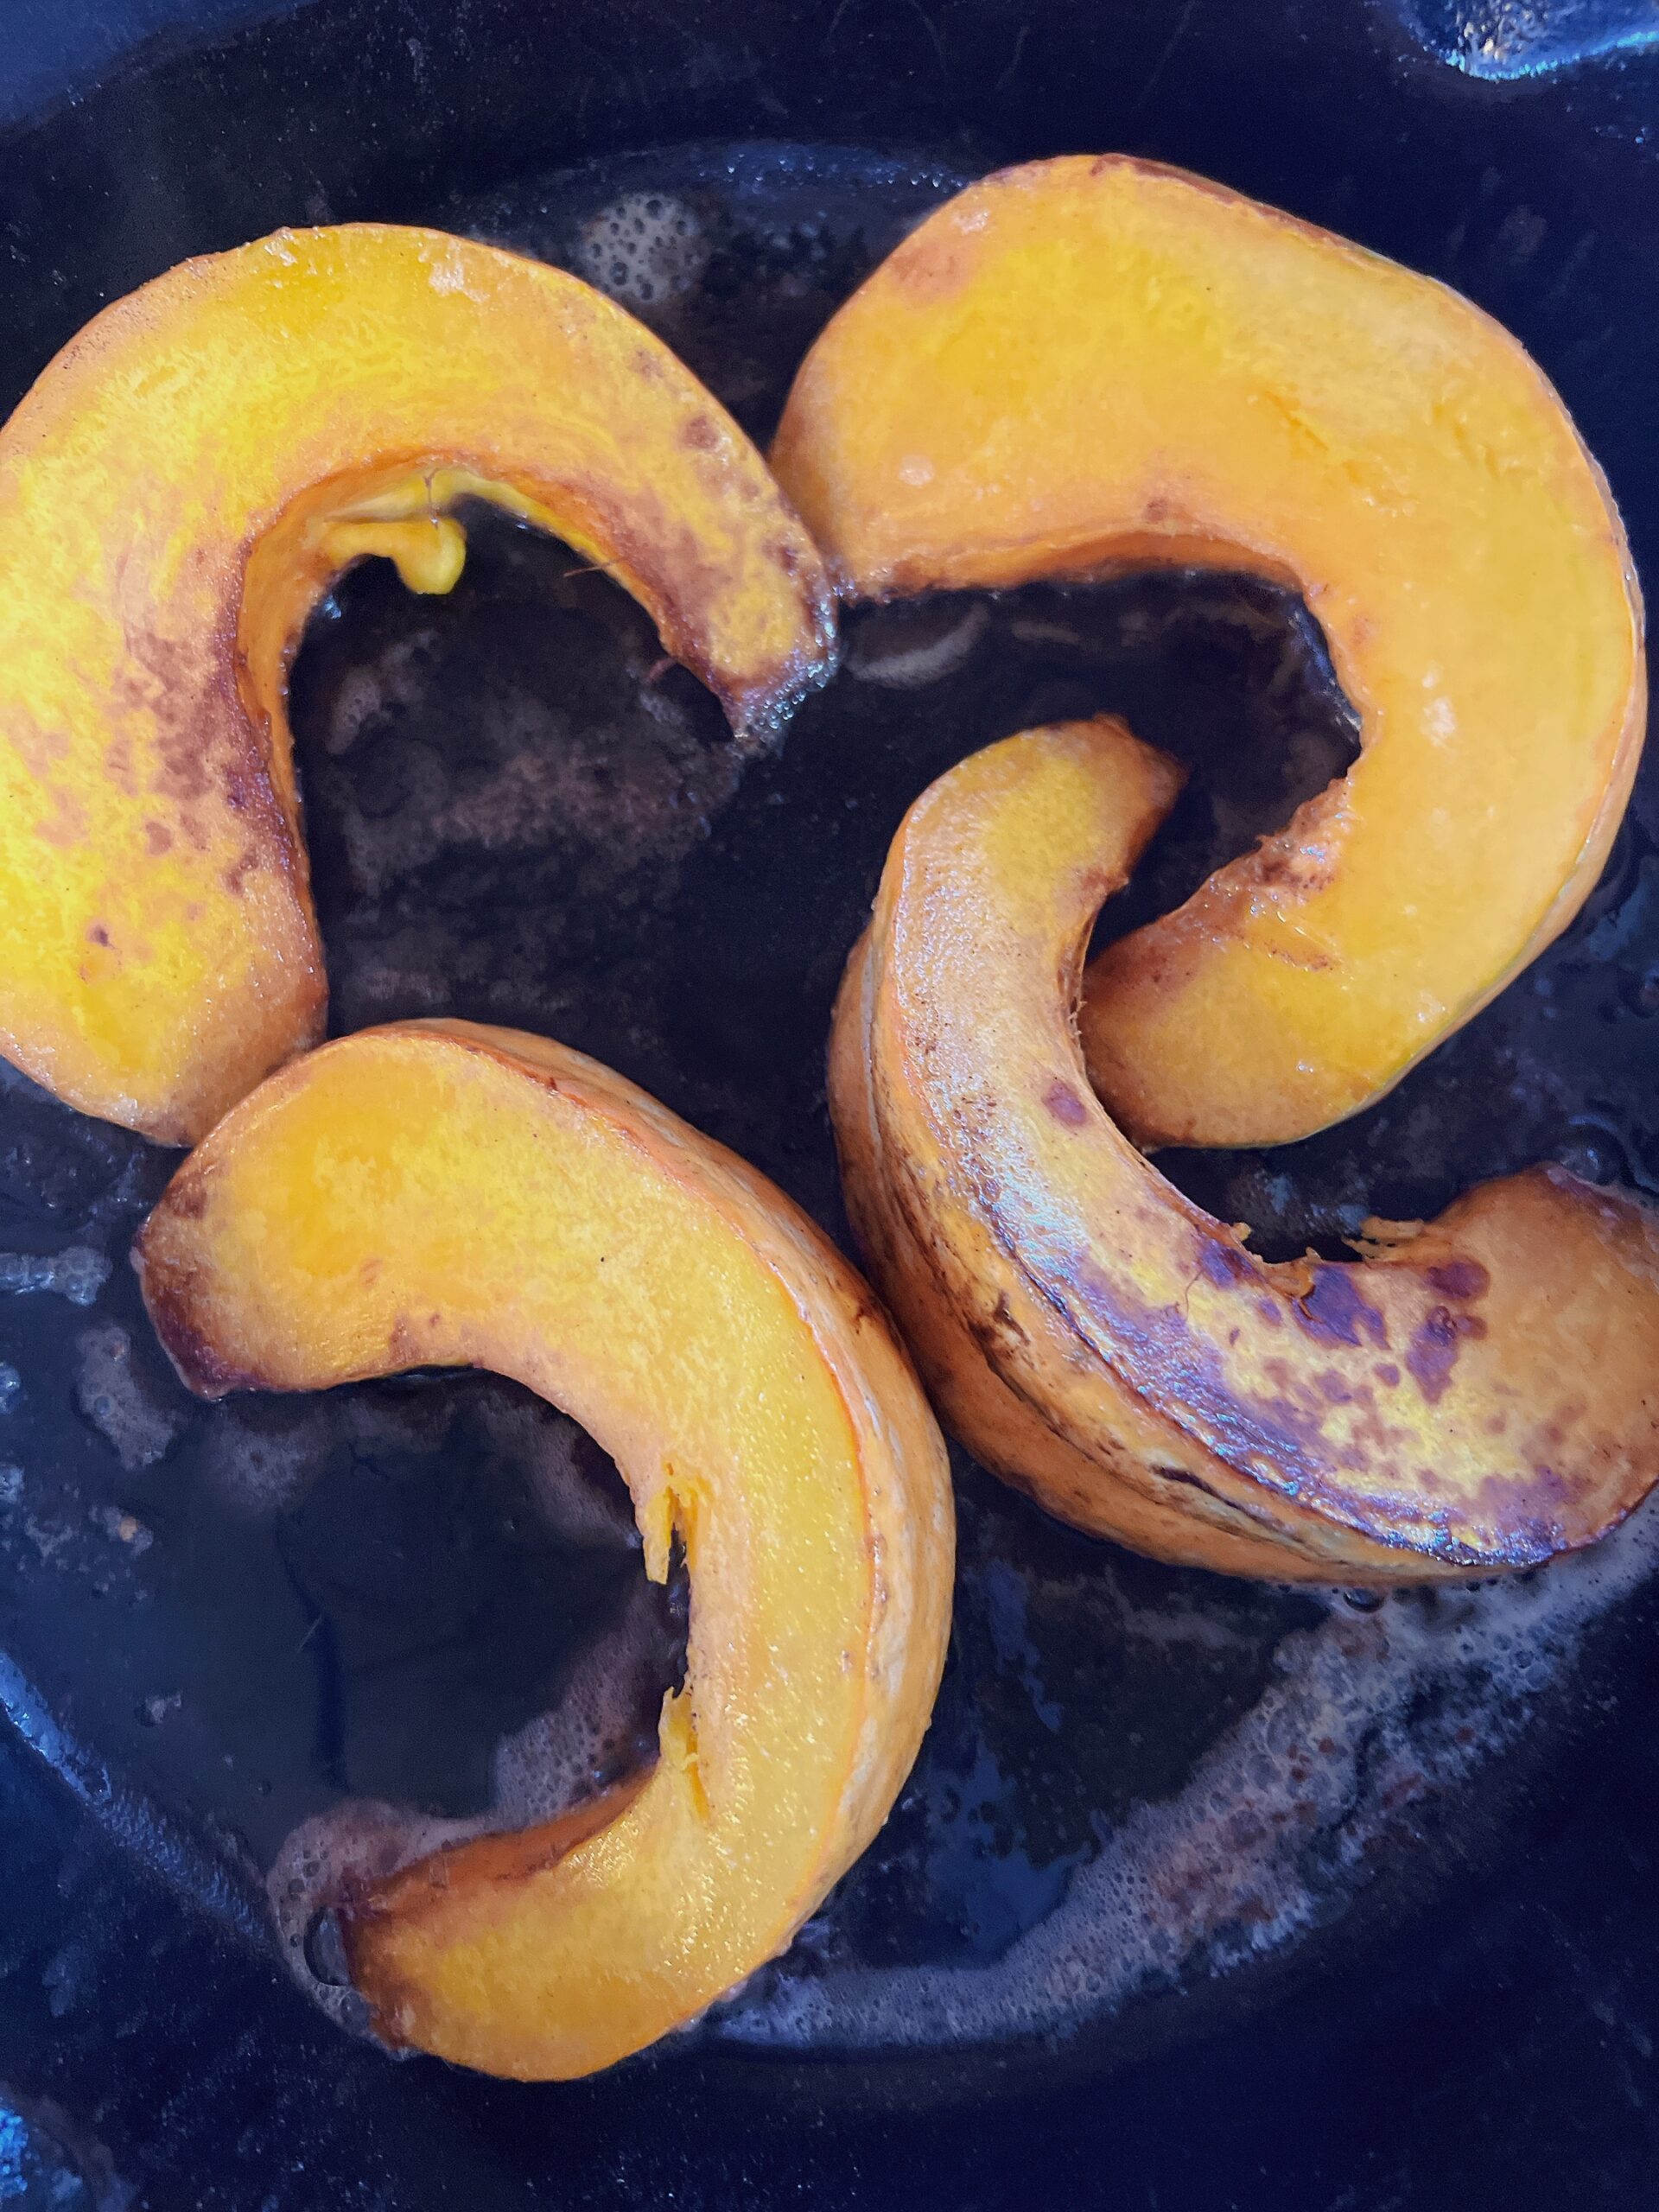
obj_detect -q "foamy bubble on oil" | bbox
[712,1496,1659,2055]
[575,192,710,313]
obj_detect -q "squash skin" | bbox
[832,718,1659,1583]
[774,155,1645,1150]
[135,1020,952,2078]
[0,225,836,1144]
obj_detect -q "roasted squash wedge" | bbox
[777,156,1645,1149]
[832,718,1659,1581]
[0,226,835,1144]
[136,1020,951,2077]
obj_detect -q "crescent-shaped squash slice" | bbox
[0,225,836,1144]
[135,1020,951,2078]
[834,717,1659,1582]
[776,156,1645,1149]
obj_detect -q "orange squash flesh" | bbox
[135,1020,952,2078]
[835,718,1659,1581]
[775,156,1646,1150]
[0,226,836,1144]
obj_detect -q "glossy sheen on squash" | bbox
[776,156,1645,1149]
[833,718,1659,1581]
[0,225,836,1144]
[135,1021,951,2078]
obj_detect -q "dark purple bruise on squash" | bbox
[1425,1257,1491,1302]
[1043,1077,1089,1128]
[1405,1304,1489,1405]
[1197,1234,1251,1287]
[1294,1268,1388,1351]
[1059,1244,1378,1485]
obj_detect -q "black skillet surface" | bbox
[2,1,1659,2204]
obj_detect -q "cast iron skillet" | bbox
[1,2,1658,2205]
